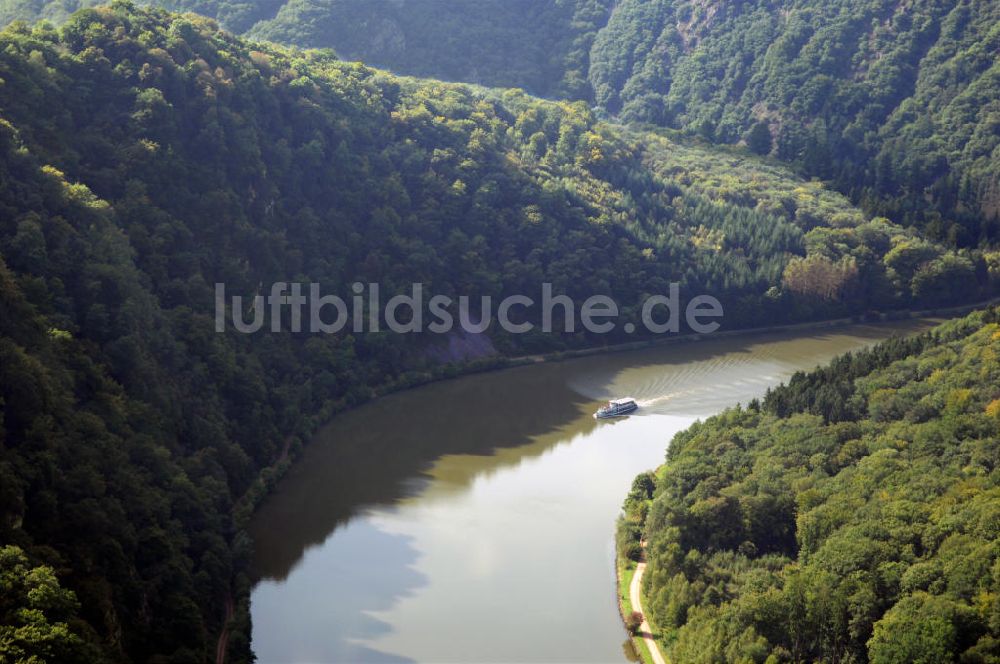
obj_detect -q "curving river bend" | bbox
[249,320,936,663]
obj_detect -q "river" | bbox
[249,319,936,663]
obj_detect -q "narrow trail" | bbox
[629,558,668,664]
[216,594,234,664]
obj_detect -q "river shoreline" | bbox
[236,309,931,523]
[514,294,1000,367]
[617,558,656,664]
[230,296,999,661]
[273,293,1000,464]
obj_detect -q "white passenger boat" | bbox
[594,397,638,419]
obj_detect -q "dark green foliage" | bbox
[746,121,771,156]
[0,0,616,98]
[629,307,1000,662]
[618,469,656,563]
[250,0,615,100]
[3,0,1000,249]
[588,0,1000,248]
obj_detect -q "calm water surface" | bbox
[250,320,936,663]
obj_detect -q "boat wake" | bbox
[566,329,902,417]
[569,352,791,417]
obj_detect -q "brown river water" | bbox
[249,319,936,663]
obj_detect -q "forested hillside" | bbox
[620,307,1000,662]
[3,2,988,660]
[590,0,1000,250]
[247,0,612,99]
[2,0,997,249]
[0,0,614,98]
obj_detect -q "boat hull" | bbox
[594,402,638,419]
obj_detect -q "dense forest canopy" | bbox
[4,2,991,660]
[589,0,1000,249]
[620,307,1000,662]
[0,0,615,98]
[247,0,614,100]
[6,0,995,250]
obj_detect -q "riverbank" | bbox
[514,294,1000,366]
[629,558,668,664]
[617,558,659,664]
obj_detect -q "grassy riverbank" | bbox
[617,557,658,664]
[617,464,670,664]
